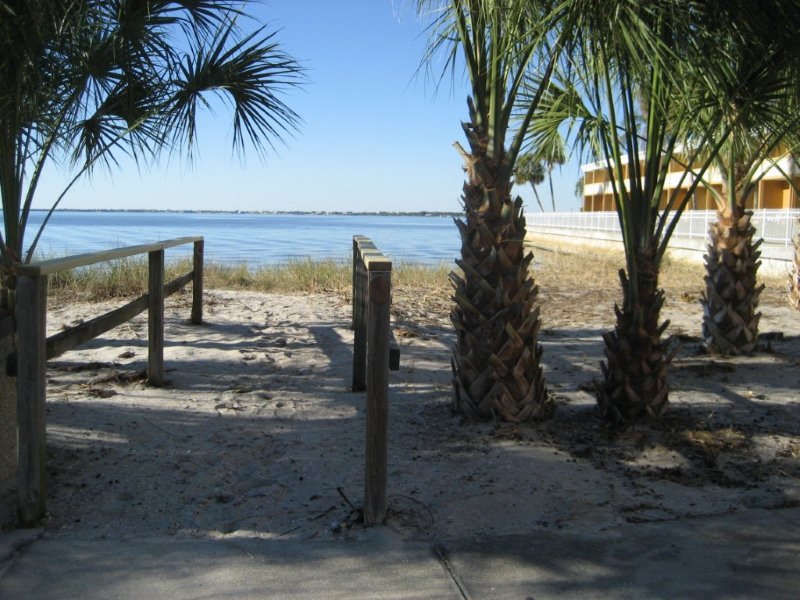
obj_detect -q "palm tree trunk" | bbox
[598,244,671,425]
[789,218,800,310]
[530,184,545,213]
[701,206,763,354]
[450,126,552,423]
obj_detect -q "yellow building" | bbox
[581,153,800,212]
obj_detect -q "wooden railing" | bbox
[351,236,399,526]
[14,236,203,525]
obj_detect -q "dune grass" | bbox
[46,256,453,302]
[45,247,787,307]
[534,244,789,307]
[533,246,707,292]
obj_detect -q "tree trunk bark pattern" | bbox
[450,122,552,423]
[597,247,671,426]
[702,207,763,354]
[788,221,800,310]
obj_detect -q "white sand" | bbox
[13,288,800,541]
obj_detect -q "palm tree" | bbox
[519,135,566,212]
[791,222,800,309]
[530,1,767,425]
[0,1,303,314]
[417,0,571,422]
[514,153,546,212]
[785,133,800,311]
[574,176,584,203]
[683,1,800,355]
[699,142,798,355]
[540,136,566,212]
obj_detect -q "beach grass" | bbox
[45,248,787,306]
[46,256,453,302]
[533,246,707,291]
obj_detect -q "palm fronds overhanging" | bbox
[0,0,303,311]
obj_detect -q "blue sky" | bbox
[35,0,581,213]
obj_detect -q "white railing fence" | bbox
[526,209,800,246]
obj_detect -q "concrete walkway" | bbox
[1,507,798,599]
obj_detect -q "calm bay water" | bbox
[22,211,460,266]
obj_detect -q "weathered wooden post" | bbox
[11,237,198,521]
[0,315,16,483]
[351,237,359,331]
[351,237,368,392]
[191,239,204,325]
[148,249,165,386]
[364,254,391,526]
[16,274,48,525]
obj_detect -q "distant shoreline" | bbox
[28,209,462,218]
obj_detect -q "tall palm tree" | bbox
[683,0,800,355]
[0,0,303,313]
[574,176,584,203]
[418,0,570,422]
[541,136,566,212]
[530,0,763,425]
[514,153,546,212]
[519,134,566,212]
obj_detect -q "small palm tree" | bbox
[683,2,800,355]
[540,137,566,212]
[790,220,800,309]
[518,135,566,212]
[0,1,303,312]
[698,143,798,355]
[531,0,770,425]
[785,146,800,311]
[514,153,546,212]
[418,0,572,422]
[574,176,584,203]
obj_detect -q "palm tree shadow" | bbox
[535,328,800,511]
[14,299,799,540]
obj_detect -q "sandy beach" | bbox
[1,271,798,543]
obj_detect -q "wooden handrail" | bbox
[44,270,195,362]
[17,236,203,276]
[14,236,203,525]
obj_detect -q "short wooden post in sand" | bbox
[148,249,165,386]
[364,254,391,526]
[351,236,399,526]
[191,239,204,325]
[16,274,48,525]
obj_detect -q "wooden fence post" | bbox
[16,274,48,525]
[351,237,359,330]
[0,315,17,482]
[191,239,204,325]
[148,249,165,386]
[352,241,368,392]
[364,260,391,526]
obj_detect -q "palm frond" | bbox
[169,25,303,159]
[1,0,304,267]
